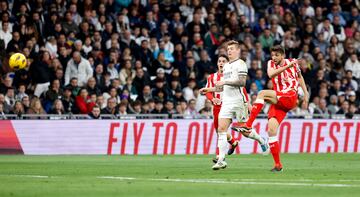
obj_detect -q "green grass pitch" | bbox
[0,154,359,196]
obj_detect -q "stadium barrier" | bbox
[1,113,359,120]
[0,118,359,155]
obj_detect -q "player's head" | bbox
[226,40,240,61]
[217,54,229,73]
[270,45,285,64]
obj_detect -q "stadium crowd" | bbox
[0,0,359,119]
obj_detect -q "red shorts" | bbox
[213,105,221,130]
[268,90,298,124]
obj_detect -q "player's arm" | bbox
[220,61,247,87]
[298,72,309,105]
[199,87,216,94]
[223,74,246,87]
[200,75,220,95]
[267,60,297,78]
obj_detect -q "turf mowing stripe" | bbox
[98,176,360,188]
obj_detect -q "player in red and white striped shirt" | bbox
[233,45,309,172]
[201,55,239,162]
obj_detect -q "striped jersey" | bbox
[205,72,223,106]
[267,58,301,93]
[222,58,248,104]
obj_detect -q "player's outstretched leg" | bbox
[268,118,282,172]
[235,90,277,132]
[232,126,269,154]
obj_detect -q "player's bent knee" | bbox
[257,91,265,98]
[217,126,227,133]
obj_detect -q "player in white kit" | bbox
[212,40,268,170]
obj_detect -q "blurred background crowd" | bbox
[0,0,359,119]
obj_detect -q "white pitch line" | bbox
[231,178,360,182]
[0,175,51,178]
[98,176,360,188]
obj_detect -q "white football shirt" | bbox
[222,58,248,104]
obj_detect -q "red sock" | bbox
[227,135,236,145]
[246,100,264,127]
[269,141,281,167]
[216,147,219,156]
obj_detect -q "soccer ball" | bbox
[9,53,27,70]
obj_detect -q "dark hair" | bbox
[270,45,285,54]
[218,54,229,61]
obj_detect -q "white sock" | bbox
[227,134,232,142]
[254,99,264,104]
[218,132,228,161]
[269,136,278,143]
[248,130,264,144]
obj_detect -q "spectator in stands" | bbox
[336,100,350,115]
[314,98,331,118]
[65,51,93,87]
[119,60,136,85]
[0,76,12,95]
[88,105,101,119]
[106,62,119,80]
[15,84,28,101]
[103,87,121,104]
[130,100,142,114]
[101,97,117,115]
[163,100,176,115]
[27,97,46,115]
[93,64,106,91]
[0,21,12,48]
[348,91,358,106]
[316,18,334,42]
[182,78,196,102]
[137,85,152,103]
[21,96,30,112]
[294,100,311,117]
[327,95,339,114]
[49,99,65,115]
[65,77,81,97]
[123,76,137,97]
[45,79,63,104]
[4,87,15,108]
[75,88,95,114]
[61,87,75,114]
[344,70,358,90]
[347,103,360,119]
[344,53,360,79]
[10,101,24,119]
[184,99,199,116]
[151,99,165,114]
[62,11,79,34]
[117,102,128,116]
[86,77,101,96]
[0,103,6,119]
[96,95,106,110]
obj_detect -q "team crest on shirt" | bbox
[223,72,231,79]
